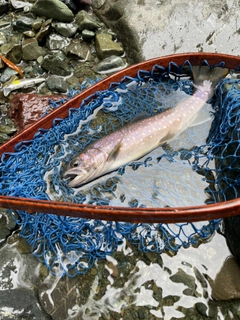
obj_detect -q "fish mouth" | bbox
[63,169,88,188]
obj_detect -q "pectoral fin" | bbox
[107,141,122,162]
[189,103,213,127]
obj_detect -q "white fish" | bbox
[64,66,229,187]
[3,77,46,96]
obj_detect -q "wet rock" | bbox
[82,29,95,39]
[46,76,68,93]
[41,54,71,76]
[53,21,78,37]
[9,93,67,130]
[32,18,43,31]
[10,0,33,10]
[92,0,105,9]
[75,9,101,31]
[0,67,18,82]
[60,0,77,13]
[94,55,127,74]
[0,211,13,245]
[1,44,22,64]
[46,33,71,50]
[0,31,6,45]
[31,0,74,23]
[22,38,45,60]
[12,15,35,33]
[211,256,240,300]
[0,0,8,15]
[0,120,17,135]
[35,19,52,44]
[65,40,90,60]
[95,32,124,59]
[23,30,36,37]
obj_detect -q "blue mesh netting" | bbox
[0,60,239,276]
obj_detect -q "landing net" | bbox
[0,60,239,276]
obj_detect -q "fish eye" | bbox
[71,159,81,167]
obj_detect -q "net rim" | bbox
[0,52,240,223]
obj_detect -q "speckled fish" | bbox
[3,77,46,97]
[64,66,229,187]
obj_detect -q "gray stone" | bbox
[65,40,90,60]
[46,76,68,93]
[75,10,101,31]
[31,0,74,23]
[32,18,43,30]
[41,54,71,76]
[46,33,71,50]
[94,55,127,74]
[0,67,18,82]
[35,19,52,44]
[22,38,45,60]
[82,29,95,39]
[53,22,78,37]
[12,15,34,33]
[23,30,36,37]
[95,32,124,59]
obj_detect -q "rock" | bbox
[23,30,36,37]
[12,15,35,33]
[32,18,43,31]
[0,31,6,45]
[60,0,77,13]
[0,0,8,15]
[41,54,71,76]
[211,257,240,300]
[65,40,90,60]
[82,29,95,39]
[95,32,124,59]
[22,38,45,60]
[53,22,78,37]
[1,44,22,64]
[92,0,105,9]
[94,55,127,74]
[46,76,68,93]
[31,0,74,23]
[9,94,68,130]
[46,33,71,50]
[35,19,52,44]
[0,67,18,82]
[75,10,101,31]
[10,0,33,10]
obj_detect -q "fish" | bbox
[63,66,229,188]
[0,54,23,78]
[3,77,46,97]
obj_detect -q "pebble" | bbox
[95,32,124,59]
[46,76,68,93]
[22,38,45,60]
[94,55,127,74]
[75,9,101,30]
[53,21,78,37]
[41,54,71,76]
[65,40,90,60]
[31,0,74,22]
[46,33,71,50]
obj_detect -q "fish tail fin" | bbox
[192,65,229,90]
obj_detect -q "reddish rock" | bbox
[9,94,68,131]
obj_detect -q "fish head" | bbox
[63,148,106,187]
